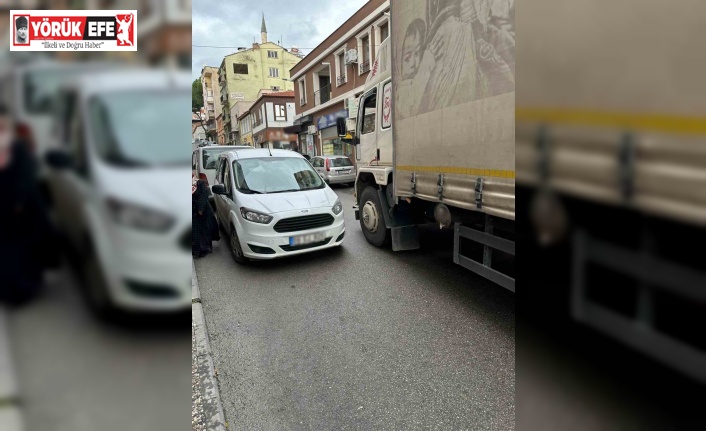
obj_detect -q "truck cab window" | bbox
[360,89,377,135]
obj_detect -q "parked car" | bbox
[0,59,129,202]
[44,69,193,318]
[192,145,253,205]
[212,149,345,263]
[310,155,356,185]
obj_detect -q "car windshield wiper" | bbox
[239,188,264,194]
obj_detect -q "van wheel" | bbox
[229,225,249,264]
[359,186,391,247]
[81,238,119,321]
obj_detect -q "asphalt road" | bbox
[194,186,516,430]
[6,266,190,431]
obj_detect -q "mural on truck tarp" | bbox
[395,0,515,120]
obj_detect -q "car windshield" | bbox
[330,157,353,167]
[88,91,191,167]
[203,148,229,170]
[23,69,77,114]
[232,157,324,194]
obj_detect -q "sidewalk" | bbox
[0,307,24,431]
[192,259,228,431]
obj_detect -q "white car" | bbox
[192,145,253,204]
[44,69,192,318]
[212,149,345,263]
[0,58,126,184]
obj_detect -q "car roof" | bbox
[316,155,349,158]
[219,149,304,160]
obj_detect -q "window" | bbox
[233,64,248,74]
[298,78,306,105]
[274,104,286,121]
[223,163,232,194]
[268,50,278,58]
[271,86,280,91]
[357,30,372,75]
[269,68,280,78]
[360,88,377,135]
[381,22,389,41]
[207,89,213,97]
[335,48,347,86]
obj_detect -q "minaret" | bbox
[261,13,267,44]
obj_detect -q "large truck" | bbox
[338,0,516,290]
[516,0,705,383]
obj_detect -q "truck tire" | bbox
[359,186,391,247]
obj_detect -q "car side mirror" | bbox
[211,184,227,195]
[45,150,73,170]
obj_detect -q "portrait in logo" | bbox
[14,16,30,45]
[395,0,515,119]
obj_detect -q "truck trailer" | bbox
[342,0,516,291]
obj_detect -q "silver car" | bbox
[311,156,356,185]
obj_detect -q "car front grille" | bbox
[280,237,332,252]
[273,214,334,233]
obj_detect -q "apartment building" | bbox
[250,91,297,150]
[218,16,302,144]
[288,0,389,159]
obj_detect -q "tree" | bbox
[192,78,203,112]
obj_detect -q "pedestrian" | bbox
[192,171,219,258]
[0,104,59,305]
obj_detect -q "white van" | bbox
[45,69,192,317]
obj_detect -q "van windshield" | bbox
[232,157,324,194]
[88,91,192,167]
[202,148,229,169]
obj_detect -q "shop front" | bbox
[253,128,297,150]
[317,109,353,159]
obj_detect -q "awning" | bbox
[283,124,302,134]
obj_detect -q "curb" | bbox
[192,259,228,431]
[0,307,24,431]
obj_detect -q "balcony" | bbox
[314,84,331,106]
[360,60,370,73]
[337,74,347,86]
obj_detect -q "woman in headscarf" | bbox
[0,104,58,305]
[192,171,219,258]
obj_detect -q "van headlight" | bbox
[332,199,343,215]
[240,207,273,224]
[106,198,174,232]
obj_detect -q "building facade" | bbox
[250,92,297,150]
[238,111,254,147]
[216,113,225,145]
[288,0,389,159]
[200,66,221,140]
[217,16,301,144]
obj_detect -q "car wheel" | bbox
[81,238,119,321]
[359,186,391,247]
[229,224,249,264]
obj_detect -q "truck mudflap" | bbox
[454,215,515,292]
[353,204,360,221]
[377,187,420,251]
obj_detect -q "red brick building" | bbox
[287,0,389,159]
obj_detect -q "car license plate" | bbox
[341,170,351,174]
[290,232,326,246]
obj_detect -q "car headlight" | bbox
[240,207,273,224]
[106,198,174,232]
[332,199,343,215]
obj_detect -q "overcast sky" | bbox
[192,0,369,80]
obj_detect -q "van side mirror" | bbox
[45,150,74,170]
[336,117,347,137]
[211,184,227,195]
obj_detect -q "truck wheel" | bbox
[359,186,391,247]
